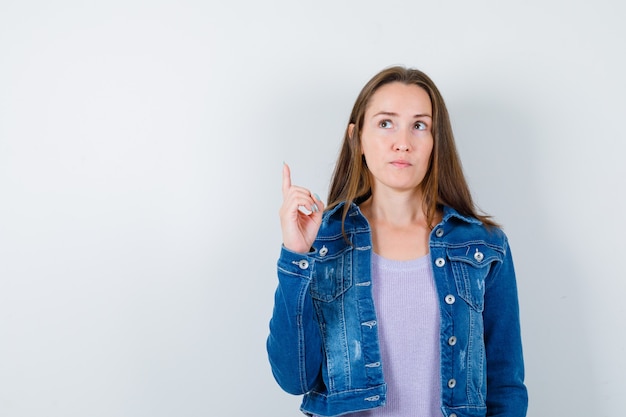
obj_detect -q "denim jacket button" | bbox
[319,246,329,257]
[435,228,444,238]
[447,378,457,388]
[298,259,309,269]
[450,414,458,417]
[435,258,446,267]
[474,250,484,262]
[445,294,455,305]
[448,336,457,346]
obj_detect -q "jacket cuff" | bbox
[277,245,315,279]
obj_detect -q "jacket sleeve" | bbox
[266,246,323,395]
[483,236,529,416]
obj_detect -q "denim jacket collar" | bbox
[325,200,482,227]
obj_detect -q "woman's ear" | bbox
[348,123,355,139]
[348,123,363,155]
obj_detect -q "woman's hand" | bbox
[279,163,325,254]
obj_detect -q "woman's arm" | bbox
[268,164,326,394]
[483,237,529,417]
[267,246,323,394]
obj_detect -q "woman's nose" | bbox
[394,130,411,151]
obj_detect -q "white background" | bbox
[1,1,624,416]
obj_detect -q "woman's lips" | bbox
[391,160,412,168]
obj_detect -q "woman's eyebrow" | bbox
[372,111,432,118]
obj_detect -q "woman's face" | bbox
[356,82,434,195]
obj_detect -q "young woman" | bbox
[267,66,528,417]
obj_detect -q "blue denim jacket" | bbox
[267,202,528,417]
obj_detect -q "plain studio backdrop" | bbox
[1,1,624,416]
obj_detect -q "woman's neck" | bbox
[359,187,441,261]
[360,187,427,227]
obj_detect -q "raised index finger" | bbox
[282,163,292,197]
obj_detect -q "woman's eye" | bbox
[379,120,393,129]
[414,121,427,130]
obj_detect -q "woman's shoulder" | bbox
[313,202,370,244]
[441,206,508,246]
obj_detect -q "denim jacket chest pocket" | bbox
[309,238,354,302]
[447,243,502,312]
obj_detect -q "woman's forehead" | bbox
[365,82,432,116]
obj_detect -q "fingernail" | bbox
[314,193,321,201]
[312,203,319,213]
